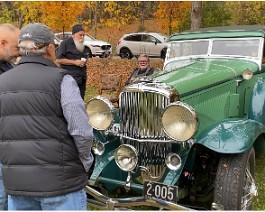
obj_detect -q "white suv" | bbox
[116,32,168,59]
[55,32,112,58]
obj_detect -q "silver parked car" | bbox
[116,32,168,59]
[55,32,112,58]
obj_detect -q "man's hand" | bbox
[75,59,86,67]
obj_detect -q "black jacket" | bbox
[0,56,87,197]
[56,37,90,84]
[0,61,13,75]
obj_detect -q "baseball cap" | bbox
[19,23,55,46]
[72,24,84,35]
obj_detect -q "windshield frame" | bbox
[165,37,264,71]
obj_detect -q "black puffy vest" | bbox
[0,56,87,197]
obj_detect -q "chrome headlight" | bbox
[86,96,114,130]
[115,144,138,172]
[162,101,198,141]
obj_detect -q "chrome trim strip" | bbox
[122,81,178,100]
[120,134,175,143]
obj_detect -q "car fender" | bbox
[84,44,94,55]
[195,118,265,154]
[248,78,265,125]
[89,149,115,181]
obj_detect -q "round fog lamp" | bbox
[162,102,198,141]
[92,141,105,156]
[165,153,181,170]
[115,144,138,172]
[86,97,114,130]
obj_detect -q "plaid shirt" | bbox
[61,75,94,172]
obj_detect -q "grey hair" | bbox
[18,40,47,56]
[138,54,150,62]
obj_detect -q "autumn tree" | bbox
[16,2,42,25]
[154,1,191,35]
[202,1,230,27]
[225,1,265,25]
[0,2,16,24]
[15,1,86,31]
[41,2,85,32]
[131,1,156,31]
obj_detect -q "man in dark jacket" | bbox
[125,54,154,85]
[0,23,93,210]
[56,24,90,99]
[0,23,20,210]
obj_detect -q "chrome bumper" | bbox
[85,185,194,210]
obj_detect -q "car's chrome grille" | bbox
[101,45,111,50]
[120,91,170,139]
[120,90,172,181]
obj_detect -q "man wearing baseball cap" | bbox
[56,24,90,99]
[0,23,93,210]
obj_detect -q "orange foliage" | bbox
[38,1,86,32]
[154,1,191,34]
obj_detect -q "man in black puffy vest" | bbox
[0,23,93,210]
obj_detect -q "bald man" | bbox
[0,23,20,210]
[0,23,20,74]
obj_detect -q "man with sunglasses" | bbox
[125,54,155,85]
[56,24,90,99]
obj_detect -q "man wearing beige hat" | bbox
[56,24,90,99]
[0,23,93,210]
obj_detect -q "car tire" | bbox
[99,53,110,58]
[161,48,167,60]
[120,48,133,59]
[213,147,256,210]
[87,48,92,58]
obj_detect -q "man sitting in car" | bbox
[125,54,154,85]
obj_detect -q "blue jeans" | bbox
[0,163,7,210]
[8,189,87,210]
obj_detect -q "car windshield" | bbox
[84,34,96,41]
[167,38,261,59]
[164,38,262,72]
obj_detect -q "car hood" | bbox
[84,40,111,46]
[154,58,259,96]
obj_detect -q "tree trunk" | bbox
[191,1,202,30]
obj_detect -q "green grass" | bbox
[84,86,98,104]
[253,154,265,210]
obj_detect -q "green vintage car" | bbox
[86,25,265,210]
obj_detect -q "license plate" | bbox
[143,181,178,203]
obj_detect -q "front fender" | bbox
[248,78,265,125]
[196,118,265,154]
